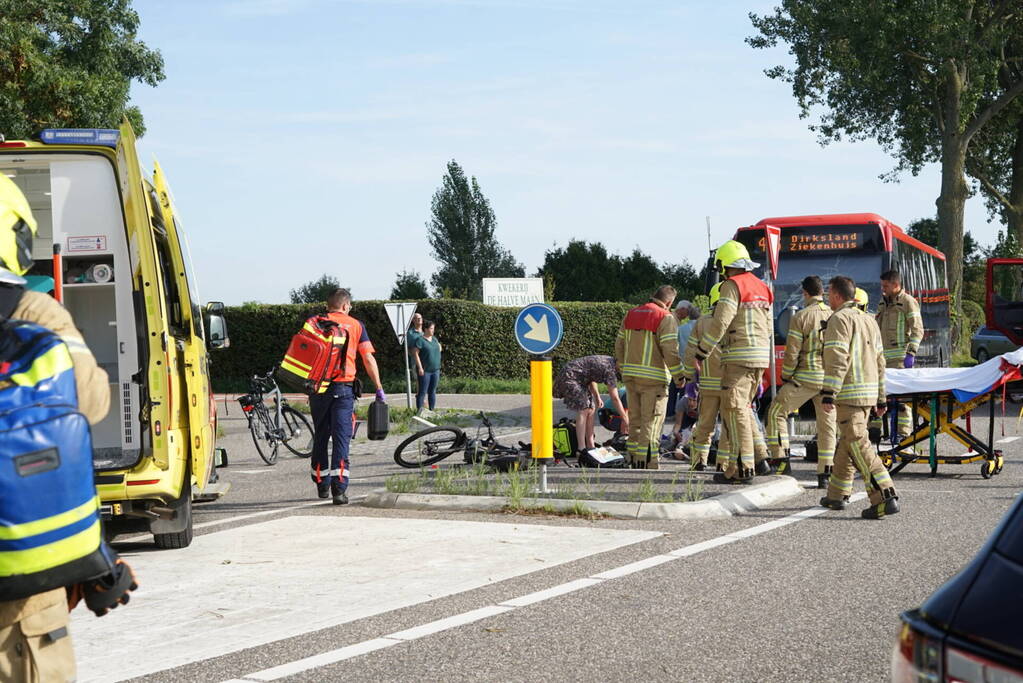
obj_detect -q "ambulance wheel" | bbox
[153,496,193,549]
[981,461,994,479]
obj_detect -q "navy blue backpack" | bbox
[0,319,115,600]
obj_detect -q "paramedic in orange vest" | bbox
[311,288,384,505]
[694,240,773,484]
[614,285,687,469]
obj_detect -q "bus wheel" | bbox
[152,494,194,549]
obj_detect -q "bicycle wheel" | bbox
[281,405,314,457]
[393,426,465,468]
[249,410,279,465]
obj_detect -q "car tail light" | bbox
[892,622,942,682]
[946,646,1023,683]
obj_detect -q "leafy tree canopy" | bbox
[390,269,429,300]
[289,274,340,305]
[426,160,523,299]
[535,239,704,303]
[0,0,165,138]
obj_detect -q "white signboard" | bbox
[482,278,544,307]
[383,302,418,344]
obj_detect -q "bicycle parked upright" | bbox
[237,369,314,464]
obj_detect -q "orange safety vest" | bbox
[324,312,365,383]
[731,271,773,307]
[623,301,669,332]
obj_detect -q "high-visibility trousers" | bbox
[623,378,669,469]
[719,365,764,477]
[826,405,897,506]
[885,358,913,438]
[765,381,837,473]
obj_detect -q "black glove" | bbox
[83,558,138,617]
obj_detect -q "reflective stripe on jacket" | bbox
[615,301,684,383]
[697,272,773,369]
[877,289,923,360]
[781,297,831,389]
[822,302,885,406]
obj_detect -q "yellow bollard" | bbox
[530,356,553,462]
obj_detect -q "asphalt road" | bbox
[77,394,1021,682]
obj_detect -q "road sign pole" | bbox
[530,354,554,493]
[403,331,413,410]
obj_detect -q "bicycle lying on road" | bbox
[237,369,314,465]
[393,412,527,469]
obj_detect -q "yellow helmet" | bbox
[714,240,757,273]
[0,173,37,279]
[854,287,868,309]
[709,282,722,306]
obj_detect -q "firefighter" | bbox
[682,283,725,471]
[614,285,686,469]
[819,275,900,519]
[694,240,773,484]
[765,275,836,487]
[877,269,923,439]
[0,174,136,682]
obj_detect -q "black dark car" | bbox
[892,495,1023,681]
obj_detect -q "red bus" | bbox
[731,213,951,375]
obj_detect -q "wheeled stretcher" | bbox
[878,350,1023,478]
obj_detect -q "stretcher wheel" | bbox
[981,461,994,479]
[994,452,1004,475]
[880,452,894,470]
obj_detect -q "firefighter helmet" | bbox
[714,240,758,273]
[709,282,722,306]
[854,287,869,310]
[0,174,37,282]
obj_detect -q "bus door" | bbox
[152,162,214,491]
[986,258,1023,345]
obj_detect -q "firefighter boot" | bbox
[819,496,847,511]
[861,490,900,519]
[817,465,832,490]
[755,459,775,476]
[771,450,793,476]
[316,479,330,499]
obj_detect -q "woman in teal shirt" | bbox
[413,320,442,412]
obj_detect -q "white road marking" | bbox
[233,469,277,474]
[227,493,869,682]
[997,436,1020,444]
[387,605,514,641]
[499,578,603,607]
[75,516,658,682]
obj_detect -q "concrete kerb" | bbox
[362,476,803,520]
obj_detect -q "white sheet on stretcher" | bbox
[885,348,1023,398]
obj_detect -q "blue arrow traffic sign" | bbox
[514,303,564,356]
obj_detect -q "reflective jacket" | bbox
[697,272,773,369]
[876,289,923,362]
[781,296,831,389]
[682,312,723,392]
[822,302,885,406]
[614,301,684,384]
[1,290,112,629]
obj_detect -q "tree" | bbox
[289,274,339,304]
[390,269,429,300]
[661,261,703,301]
[0,1,165,138]
[749,2,1023,340]
[535,240,624,301]
[426,160,524,299]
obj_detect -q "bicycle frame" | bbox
[242,371,287,443]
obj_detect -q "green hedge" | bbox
[212,299,632,392]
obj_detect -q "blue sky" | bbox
[130,0,996,305]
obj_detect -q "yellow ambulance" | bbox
[0,121,229,548]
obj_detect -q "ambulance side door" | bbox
[152,161,214,492]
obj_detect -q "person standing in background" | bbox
[406,312,424,393]
[667,301,699,418]
[413,320,442,413]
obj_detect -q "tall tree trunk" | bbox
[936,144,969,352]
[1008,113,1023,246]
